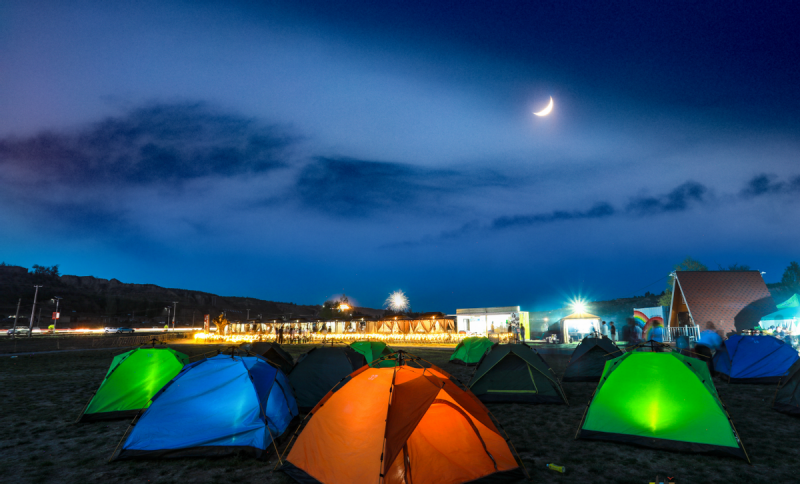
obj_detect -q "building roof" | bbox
[456,306,520,314]
[673,271,776,334]
[562,312,600,320]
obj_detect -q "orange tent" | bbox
[282,353,526,484]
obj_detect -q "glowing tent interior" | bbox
[577,351,748,461]
[79,346,188,422]
[281,352,527,484]
[112,353,298,459]
[468,343,568,404]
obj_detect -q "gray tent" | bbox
[468,343,568,404]
[288,346,366,411]
[774,359,800,416]
[562,337,624,382]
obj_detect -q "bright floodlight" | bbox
[339,303,351,311]
[572,300,587,314]
[385,290,409,312]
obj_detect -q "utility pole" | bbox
[52,296,62,333]
[12,298,21,340]
[172,301,178,329]
[28,285,42,338]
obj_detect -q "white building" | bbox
[456,306,529,339]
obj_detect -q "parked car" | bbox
[104,327,118,333]
[7,327,31,336]
[115,327,135,334]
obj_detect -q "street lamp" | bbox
[52,297,62,333]
[165,306,171,331]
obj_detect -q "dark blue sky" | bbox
[1,1,799,312]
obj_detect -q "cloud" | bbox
[0,102,296,186]
[387,180,712,248]
[625,181,708,215]
[294,156,513,217]
[740,173,800,198]
[491,203,615,230]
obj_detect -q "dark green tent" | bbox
[349,341,396,367]
[289,346,367,411]
[248,342,294,374]
[562,337,624,382]
[773,359,800,416]
[79,347,189,422]
[468,343,568,404]
[577,351,749,460]
[449,336,494,365]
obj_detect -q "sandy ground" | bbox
[1,343,798,484]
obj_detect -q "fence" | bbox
[90,332,189,348]
[667,325,700,343]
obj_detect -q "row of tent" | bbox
[77,334,800,477]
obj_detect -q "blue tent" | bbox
[713,334,799,383]
[112,354,298,459]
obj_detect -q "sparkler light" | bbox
[385,290,409,312]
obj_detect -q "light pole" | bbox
[165,306,171,331]
[28,285,42,338]
[12,298,21,340]
[52,297,62,333]
[172,301,178,329]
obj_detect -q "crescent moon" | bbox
[534,97,554,117]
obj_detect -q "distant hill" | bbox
[0,264,334,328]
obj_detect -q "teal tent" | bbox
[777,294,800,309]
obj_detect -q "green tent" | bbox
[777,294,800,309]
[469,343,568,404]
[450,337,494,365]
[577,351,748,461]
[349,341,396,367]
[79,347,189,422]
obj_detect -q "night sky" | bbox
[2,1,799,312]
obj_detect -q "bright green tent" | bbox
[349,341,396,367]
[469,343,567,404]
[450,337,494,366]
[577,351,748,461]
[777,294,800,309]
[79,347,189,422]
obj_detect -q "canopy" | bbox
[349,340,396,367]
[289,346,367,411]
[777,294,800,309]
[562,337,624,382]
[759,306,800,327]
[449,336,494,365]
[112,354,298,459]
[282,355,525,484]
[577,351,748,461]
[80,346,188,422]
[248,342,295,374]
[773,359,800,416]
[469,343,567,404]
[712,334,799,383]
